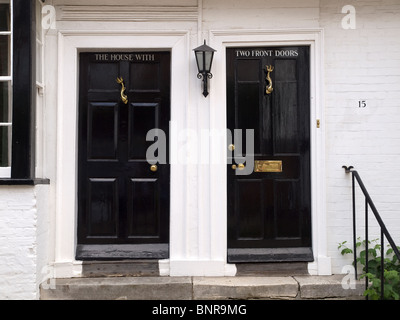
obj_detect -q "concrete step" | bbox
[40,275,365,300]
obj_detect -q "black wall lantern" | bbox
[194,40,216,97]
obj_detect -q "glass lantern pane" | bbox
[0,125,11,167]
[205,52,214,73]
[0,2,10,32]
[0,35,10,76]
[195,51,204,72]
[0,81,10,122]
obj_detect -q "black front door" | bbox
[227,46,313,263]
[77,52,170,260]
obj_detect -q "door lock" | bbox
[232,163,245,170]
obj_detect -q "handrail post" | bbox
[381,230,384,300]
[365,197,368,300]
[343,166,358,280]
[352,171,358,280]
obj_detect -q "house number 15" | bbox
[359,100,367,108]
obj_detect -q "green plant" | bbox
[338,238,400,300]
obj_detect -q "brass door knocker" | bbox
[265,65,274,95]
[116,77,128,104]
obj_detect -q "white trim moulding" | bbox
[58,5,199,22]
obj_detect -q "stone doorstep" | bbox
[40,275,365,300]
[193,277,299,300]
[40,277,193,300]
[294,275,365,300]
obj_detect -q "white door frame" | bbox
[54,30,192,277]
[208,29,331,275]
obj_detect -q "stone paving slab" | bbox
[294,275,365,300]
[193,277,299,300]
[40,276,193,300]
[40,275,365,300]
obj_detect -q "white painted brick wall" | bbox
[0,187,37,299]
[0,186,49,300]
[320,0,400,273]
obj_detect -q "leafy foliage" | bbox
[338,238,400,300]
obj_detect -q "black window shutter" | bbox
[11,0,36,179]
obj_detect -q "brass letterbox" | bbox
[254,160,283,173]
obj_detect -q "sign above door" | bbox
[234,48,299,58]
[94,53,156,62]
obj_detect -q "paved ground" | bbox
[40,275,365,300]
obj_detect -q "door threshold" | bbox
[76,244,169,260]
[81,260,161,278]
[235,262,310,277]
[228,247,314,263]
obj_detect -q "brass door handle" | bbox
[232,163,245,170]
[266,65,274,95]
[150,164,158,172]
[116,77,128,104]
[228,144,235,151]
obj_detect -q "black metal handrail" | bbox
[343,166,400,300]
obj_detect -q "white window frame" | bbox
[35,0,45,178]
[35,0,44,91]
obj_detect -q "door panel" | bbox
[129,103,159,160]
[236,179,264,240]
[88,102,119,160]
[227,46,312,262]
[77,52,170,260]
[237,59,260,82]
[274,82,299,153]
[237,83,261,155]
[127,178,160,238]
[131,62,160,91]
[87,178,118,238]
[89,63,119,90]
[274,180,300,238]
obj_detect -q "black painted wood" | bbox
[11,0,36,179]
[227,47,312,262]
[77,52,171,260]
